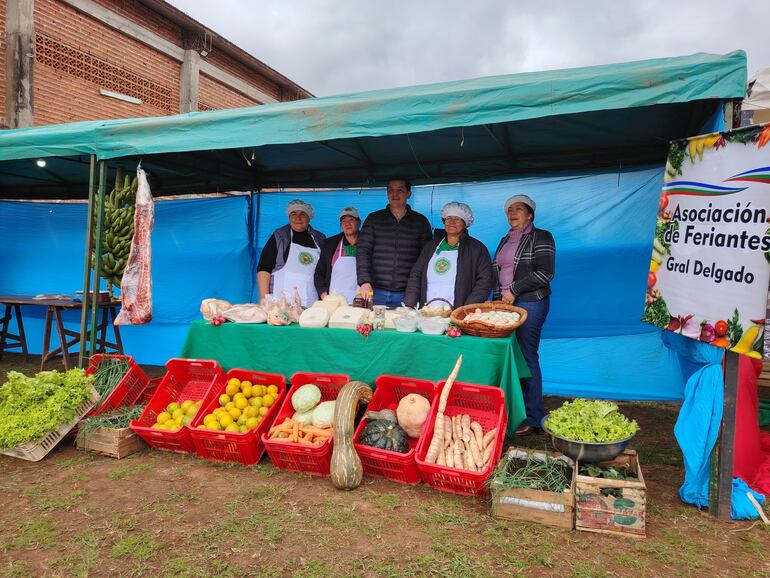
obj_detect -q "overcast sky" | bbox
[168,0,770,97]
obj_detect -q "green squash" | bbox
[359,419,410,453]
[330,381,373,490]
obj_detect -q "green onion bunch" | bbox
[491,451,571,493]
[92,357,130,409]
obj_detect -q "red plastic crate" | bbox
[130,359,225,454]
[85,354,149,416]
[415,381,508,497]
[262,372,350,476]
[353,375,438,485]
[189,369,286,465]
[138,377,162,404]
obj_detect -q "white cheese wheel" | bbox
[312,300,339,316]
[299,307,330,328]
[328,306,368,329]
[324,293,348,307]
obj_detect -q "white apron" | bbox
[426,243,459,305]
[329,239,359,304]
[272,231,321,307]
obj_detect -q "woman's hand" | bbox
[501,289,516,304]
[320,291,328,300]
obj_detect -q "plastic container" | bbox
[394,316,418,333]
[1,386,99,462]
[353,375,438,484]
[418,316,450,335]
[415,381,508,497]
[262,372,350,476]
[138,377,162,404]
[130,359,224,454]
[85,354,149,416]
[189,369,286,465]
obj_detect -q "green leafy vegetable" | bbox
[655,219,679,254]
[545,399,639,443]
[0,369,94,449]
[726,308,743,347]
[641,295,670,328]
[667,143,686,175]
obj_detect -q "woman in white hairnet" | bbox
[404,202,492,308]
[492,194,555,437]
[257,199,326,306]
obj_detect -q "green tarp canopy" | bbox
[0,50,747,198]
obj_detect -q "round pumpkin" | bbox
[359,419,410,453]
[396,393,431,438]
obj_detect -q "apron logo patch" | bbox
[434,257,451,275]
[298,251,315,265]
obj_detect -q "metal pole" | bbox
[89,161,107,356]
[711,99,740,521]
[78,155,97,367]
[716,350,740,520]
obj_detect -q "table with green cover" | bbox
[180,320,530,435]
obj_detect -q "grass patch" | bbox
[2,559,32,578]
[110,532,162,560]
[373,493,401,510]
[108,462,152,480]
[163,556,209,578]
[1,519,56,551]
[35,495,77,512]
[54,455,96,469]
[291,560,329,578]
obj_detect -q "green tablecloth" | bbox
[180,320,530,435]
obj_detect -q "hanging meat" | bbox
[114,167,154,325]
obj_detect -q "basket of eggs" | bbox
[449,301,528,338]
[420,298,453,318]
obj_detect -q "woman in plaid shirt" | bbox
[492,194,555,436]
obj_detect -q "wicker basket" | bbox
[450,301,527,338]
[420,298,453,318]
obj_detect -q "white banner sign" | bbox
[642,124,770,357]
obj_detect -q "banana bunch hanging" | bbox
[92,169,138,289]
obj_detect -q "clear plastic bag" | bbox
[222,304,267,324]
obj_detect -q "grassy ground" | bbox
[1,353,769,578]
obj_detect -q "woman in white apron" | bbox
[404,202,492,308]
[257,199,325,307]
[314,207,361,304]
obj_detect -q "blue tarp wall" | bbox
[0,164,685,400]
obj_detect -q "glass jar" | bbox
[372,305,387,330]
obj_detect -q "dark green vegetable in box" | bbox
[359,419,410,453]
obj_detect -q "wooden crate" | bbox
[490,447,576,529]
[76,426,146,459]
[575,449,646,538]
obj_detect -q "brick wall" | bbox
[2,0,302,127]
[204,49,281,102]
[33,0,179,124]
[199,73,257,111]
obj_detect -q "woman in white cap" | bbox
[314,206,362,303]
[404,202,492,308]
[493,194,555,437]
[257,199,326,306]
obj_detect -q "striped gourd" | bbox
[330,381,373,490]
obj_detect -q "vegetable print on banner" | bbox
[642,123,770,357]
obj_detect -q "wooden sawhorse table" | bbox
[0,295,123,370]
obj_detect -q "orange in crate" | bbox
[190,369,286,465]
